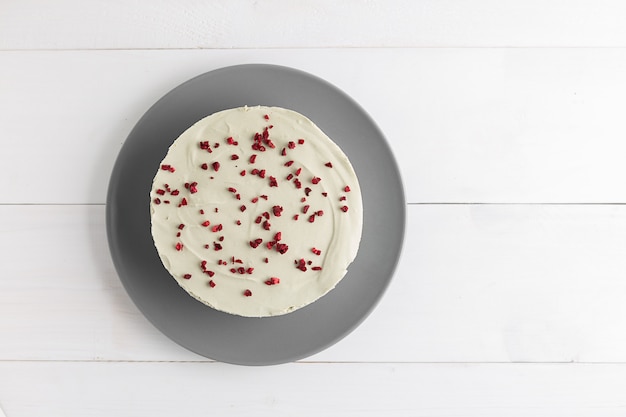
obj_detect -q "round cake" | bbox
[149,106,363,317]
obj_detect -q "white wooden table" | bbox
[3,1,626,415]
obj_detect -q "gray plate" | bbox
[106,64,405,365]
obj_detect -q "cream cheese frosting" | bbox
[150,106,362,317]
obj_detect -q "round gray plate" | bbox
[106,64,405,365]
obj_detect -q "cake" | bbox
[149,106,362,317]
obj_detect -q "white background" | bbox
[3,1,626,415]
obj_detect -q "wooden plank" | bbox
[3,0,626,49]
[2,49,626,204]
[3,204,626,362]
[2,361,626,417]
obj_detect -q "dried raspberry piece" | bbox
[249,238,263,248]
[288,141,296,149]
[249,154,257,164]
[212,161,220,171]
[295,167,302,176]
[178,224,185,230]
[269,176,278,187]
[341,206,349,212]
[211,224,223,232]
[201,220,211,227]
[201,163,208,170]
[272,205,283,217]
[311,248,322,256]
[240,205,246,212]
[183,274,192,279]
[175,242,183,251]
[298,139,305,144]
[325,162,333,168]
[296,258,307,271]
[284,160,294,167]
[312,266,322,271]
[265,277,280,285]
[213,242,222,251]
[231,154,239,160]
[243,289,252,297]
[240,170,246,176]
[344,186,351,192]
[275,243,289,254]
[153,198,161,205]
[156,189,165,195]
[274,232,282,241]
[311,177,321,184]
[208,280,216,288]
[264,114,270,120]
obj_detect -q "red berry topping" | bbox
[272,205,283,217]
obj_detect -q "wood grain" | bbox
[2,362,626,417]
[2,49,626,204]
[3,0,626,49]
[3,204,626,363]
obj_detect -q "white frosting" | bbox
[150,106,362,317]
